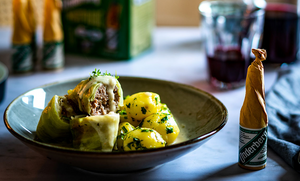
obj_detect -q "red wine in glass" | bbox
[262,3,299,64]
[207,47,250,89]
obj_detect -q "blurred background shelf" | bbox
[1,0,205,27]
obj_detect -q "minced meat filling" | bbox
[59,96,76,123]
[90,85,119,115]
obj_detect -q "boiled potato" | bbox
[122,127,166,151]
[124,92,161,126]
[116,122,136,151]
[118,108,136,126]
[160,103,171,114]
[140,112,180,144]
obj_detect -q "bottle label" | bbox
[239,126,268,167]
[43,42,64,69]
[12,44,33,72]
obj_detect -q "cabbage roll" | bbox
[36,95,77,143]
[70,113,120,151]
[68,75,123,116]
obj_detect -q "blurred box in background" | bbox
[61,0,155,60]
[156,0,203,26]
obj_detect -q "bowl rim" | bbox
[4,76,228,156]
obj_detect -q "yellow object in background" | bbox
[12,0,36,44]
[11,0,37,72]
[43,0,63,42]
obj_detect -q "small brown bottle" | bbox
[11,0,37,73]
[43,0,64,70]
[239,49,268,170]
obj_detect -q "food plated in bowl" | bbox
[4,73,228,173]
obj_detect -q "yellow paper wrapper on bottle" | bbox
[238,49,268,170]
[240,49,268,129]
[12,0,36,44]
[43,0,63,42]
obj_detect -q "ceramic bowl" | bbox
[0,61,8,104]
[4,77,228,173]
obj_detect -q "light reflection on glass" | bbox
[22,88,46,109]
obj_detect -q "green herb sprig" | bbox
[89,69,119,80]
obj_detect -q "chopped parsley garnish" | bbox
[118,110,127,115]
[166,127,174,134]
[141,107,147,114]
[141,129,154,133]
[127,137,147,150]
[138,120,144,127]
[160,115,168,123]
[155,97,159,105]
[121,126,128,133]
[126,103,131,108]
[117,134,126,140]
